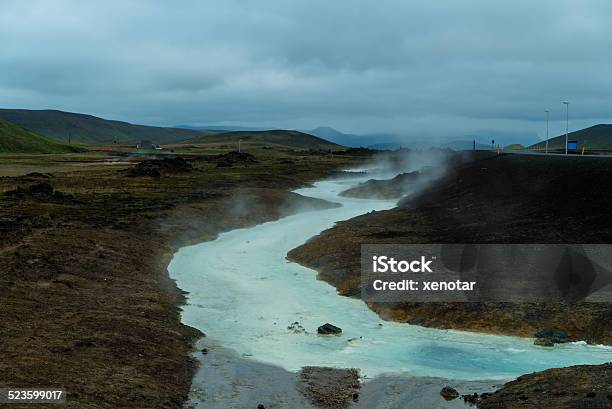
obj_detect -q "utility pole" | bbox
[238,139,241,153]
[544,110,549,154]
[563,101,569,155]
[68,132,71,145]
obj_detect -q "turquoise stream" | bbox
[169,176,611,381]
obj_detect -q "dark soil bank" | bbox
[339,167,443,199]
[298,367,360,408]
[287,152,612,408]
[0,153,359,408]
[289,153,612,343]
[477,363,612,409]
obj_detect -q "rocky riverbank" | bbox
[0,151,361,408]
[186,338,499,409]
[288,153,612,344]
[287,152,612,408]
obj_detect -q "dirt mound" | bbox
[477,363,612,409]
[340,169,442,199]
[332,147,376,156]
[127,157,192,177]
[298,367,360,408]
[4,182,72,203]
[1,172,54,181]
[19,172,54,179]
[216,151,258,167]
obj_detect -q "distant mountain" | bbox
[309,127,362,146]
[177,124,271,132]
[469,131,538,148]
[187,130,344,150]
[530,124,612,151]
[0,119,84,154]
[309,126,536,151]
[309,126,347,140]
[444,140,489,150]
[0,109,208,144]
[309,127,400,148]
[503,144,525,151]
[367,142,403,150]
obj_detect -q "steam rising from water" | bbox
[342,149,462,201]
[365,148,456,178]
[169,174,612,381]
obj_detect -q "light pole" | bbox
[563,101,569,155]
[544,109,550,154]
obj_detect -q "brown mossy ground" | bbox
[298,367,360,409]
[0,150,362,408]
[477,363,612,409]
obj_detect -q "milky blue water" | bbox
[169,176,612,381]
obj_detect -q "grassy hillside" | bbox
[0,109,210,145]
[0,119,84,154]
[503,143,525,151]
[530,124,612,151]
[188,130,345,150]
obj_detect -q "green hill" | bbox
[530,124,612,151]
[0,109,209,145]
[0,120,84,154]
[503,144,525,151]
[188,130,345,150]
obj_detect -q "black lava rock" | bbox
[128,157,192,177]
[534,338,555,347]
[534,329,569,344]
[317,323,342,335]
[4,183,73,203]
[216,151,258,167]
[440,386,459,400]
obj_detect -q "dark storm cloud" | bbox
[1,0,611,142]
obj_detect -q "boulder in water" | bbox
[534,338,555,347]
[317,323,342,335]
[288,321,306,334]
[534,328,568,344]
[462,393,480,405]
[440,386,459,400]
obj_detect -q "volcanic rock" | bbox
[128,157,192,177]
[440,386,459,400]
[534,338,555,347]
[216,151,258,167]
[534,328,568,344]
[317,323,342,335]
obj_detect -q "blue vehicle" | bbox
[567,140,579,153]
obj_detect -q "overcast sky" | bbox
[1,0,611,143]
